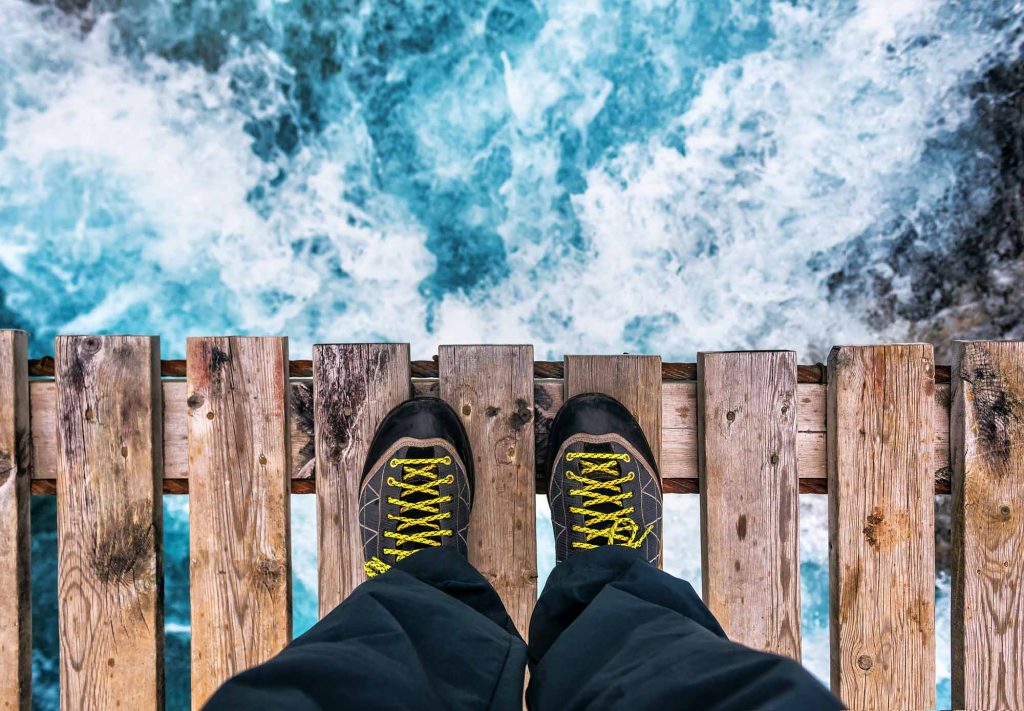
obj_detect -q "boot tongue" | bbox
[397,445,442,537]
[579,442,623,521]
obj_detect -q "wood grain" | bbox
[827,344,935,709]
[55,336,164,711]
[0,331,31,711]
[187,337,291,707]
[951,340,1024,709]
[564,355,663,467]
[698,351,800,660]
[313,344,410,615]
[439,346,536,636]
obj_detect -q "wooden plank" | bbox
[951,341,1024,709]
[54,336,164,710]
[28,379,955,494]
[698,351,800,659]
[827,344,935,709]
[439,345,536,636]
[0,331,31,710]
[313,344,410,615]
[564,355,663,467]
[187,337,291,708]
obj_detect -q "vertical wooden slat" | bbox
[951,340,1024,709]
[439,345,536,636]
[313,343,410,616]
[187,337,291,707]
[0,331,31,710]
[55,336,164,710]
[697,351,800,659]
[827,344,935,709]
[564,355,662,467]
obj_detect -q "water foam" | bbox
[2,1,1018,359]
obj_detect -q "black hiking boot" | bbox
[359,397,473,578]
[546,393,662,566]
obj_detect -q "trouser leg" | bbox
[205,548,527,711]
[527,546,842,710]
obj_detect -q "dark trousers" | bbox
[205,547,842,710]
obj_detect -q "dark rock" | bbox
[819,47,1024,363]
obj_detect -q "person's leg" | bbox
[206,547,526,711]
[530,393,841,710]
[205,397,527,711]
[527,546,839,710]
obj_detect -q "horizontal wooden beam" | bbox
[27,476,846,496]
[28,357,954,384]
[25,377,952,496]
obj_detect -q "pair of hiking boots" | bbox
[359,394,662,577]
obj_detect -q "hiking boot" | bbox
[546,393,662,565]
[359,397,473,578]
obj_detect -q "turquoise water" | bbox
[5,0,1021,707]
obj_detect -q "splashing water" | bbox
[3,0,1021,707]
[3,0,1020,356]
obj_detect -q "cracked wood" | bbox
[55,335,164,711]
[951,340,1024,709]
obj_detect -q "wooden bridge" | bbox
[0,331,1021,709]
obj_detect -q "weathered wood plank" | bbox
[0,331,31,711]
[187,337,291,707]
[55,336,164,711]
[439,345,536,636]
[698,351,800,660]
[28,379,954,493]
[827,344,935,709]
[313,344,410,615]
[951,340,1024,709]
[564,355,663,467]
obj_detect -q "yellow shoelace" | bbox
[566,451,653,551]
[365,456,454,577]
